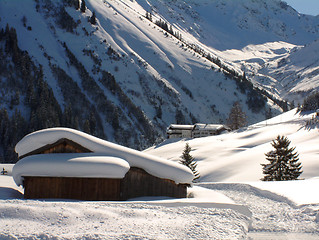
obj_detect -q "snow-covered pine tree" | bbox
[180,143,200,181]
[227,101,247,130]
[261,135,303,181]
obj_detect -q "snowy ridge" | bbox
[15,128,194,184]
[143,0,319,103]
[260,39,319,101]
[143,0,319,50]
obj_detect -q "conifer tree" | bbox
[180,143,200,181]
[80,0,86,13]
[261,135,303,181]
[90,11,96,25]
[227,101,247,130]
[299,91,319,112]
[75,0,80,10]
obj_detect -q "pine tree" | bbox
[90,11,96,25]
[80,0,86,13]
[75,0,80,10]
[149,11,152,22]
[180,143,200,181]
[261,135,303,181]
[299,91,319,112]
[227,101,247,130]
[90,11,97,25]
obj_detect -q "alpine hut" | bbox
[13,128,194,200]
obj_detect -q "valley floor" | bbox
[1,170,319,239]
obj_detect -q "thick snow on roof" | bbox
[15,128,194,184]
[167,124,194,130]
[13,153,130,186]
[193,123,228,131]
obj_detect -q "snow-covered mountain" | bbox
[258,39,319,103]
[141,0,319,50]
[148,0,319,103]
[0,0,318,161]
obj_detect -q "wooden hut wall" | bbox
[120,167,187,200]
[23,177,121,200]
[23,168,188,200]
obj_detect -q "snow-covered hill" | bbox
[145,109,319,182]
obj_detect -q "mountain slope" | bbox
[0,0,283,162]
[1,0,318,162]
[139,0,319,50]
[259,39,319,102]
[141,0,319,104]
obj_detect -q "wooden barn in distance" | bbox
[13,128,194,201]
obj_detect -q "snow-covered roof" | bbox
[15,128,194,184]
[13,153,130,186]
[193,124,228,131]
[167,124,194,130]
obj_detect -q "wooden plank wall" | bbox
[24,177,121,200]
[120,167,187,200]
[23,169,188,201]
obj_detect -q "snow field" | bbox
[0,174,250,240]
[1,110,319,238]
[0,199,249,240]
[145,109,319,182]
[2,175,319,239]
[199,183,319,234]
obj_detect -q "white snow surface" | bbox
[2,111,319,238]
[15,128,194,184]
[1,171,319,239]
[145,109,319,182]
[12,153,130,186]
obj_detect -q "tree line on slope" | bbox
[144,10,293,114]
[0,25,64,162]
[63,42,157,148]
[0,23,157,163]
[298,91,319,113]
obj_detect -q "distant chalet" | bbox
[13,128,193,201]
[167,123,231,139]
